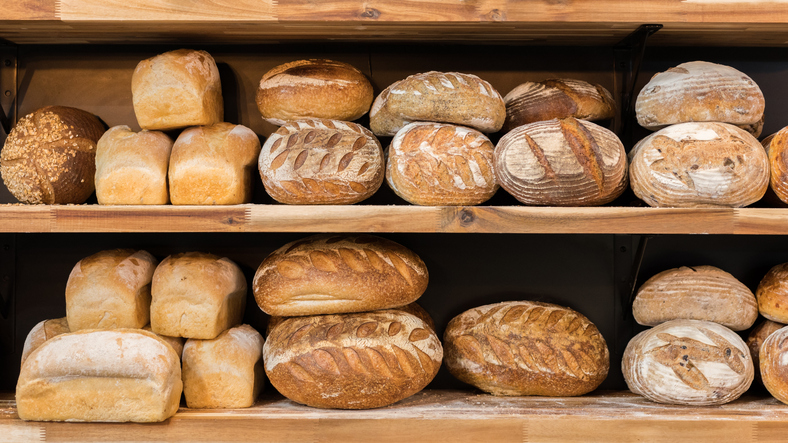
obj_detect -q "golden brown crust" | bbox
[747,319,785,383]
[21,317,70,365]
[759,325,788,404]
[757,263,788,323]
[767,126,788,204]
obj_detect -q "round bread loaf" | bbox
[256,59,373,126]
[759,325,788,404]
[747,319,785,384]
[444,301,609,396]
[494,117,627,206]
[386,122,497,206]
[264,310,442,409]
[756,263,788,323]
[765,126,788,204]
[258,119,383,205]
[370,71,505,136]
[132,49,223,131]
[635,61,764,130]
[20,317,69,366]
[253,234,428,317]
[622,319,753,406]
[633,265,757,331]
[503,79,615,132]
[629,122,768,208]
[1,106,104,204]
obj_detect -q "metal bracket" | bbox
[0,43,18,140]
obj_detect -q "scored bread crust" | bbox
[759,325,788,404]
[747,319,785,383]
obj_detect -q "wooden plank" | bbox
[57,0,276,21]
[245,205,442,233]
[0,0,56,20]
[51,205,250,233]
[733,208,788,235]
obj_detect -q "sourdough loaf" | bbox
[20,317,69,365]
[765,126,788,204]
[756,263,788,323]
[747,319,785,384]
[758,325,788,404]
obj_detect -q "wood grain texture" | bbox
[57,0,276,21]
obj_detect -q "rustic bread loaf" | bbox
[444,301,609,396]
[503,79,615,132]
[622,319,753,405]
[143,324,185,358]
[264,310,442,409]
[370,71,505,136]
[759,325,788,404]
[635,61,764,130]
[629,122,768,208]
[95,125,172,205]
[16,329,182,422]
[739,116,764,138]
[747,319,785,384]
[151,252,246,339]
[169,122,261,205]
[386,122,498,206]
[254,234,428,316]
[494,117,627,206]
[256,59,373,126]
[132,49,223,131]
[1,106,105,204]
[66,249,158,331]
[756,262,788,323]
[182,324,264,409]
[20,317,69,365]
[633,265,758,331]
[765,126,788,204]
[259,119,383,204]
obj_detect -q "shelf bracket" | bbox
[624,235,651,320]
[0,42,18,140]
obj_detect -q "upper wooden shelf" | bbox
[3,0,788,45]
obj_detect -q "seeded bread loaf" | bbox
[20,317,69,365]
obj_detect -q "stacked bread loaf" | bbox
[753,263,788,401]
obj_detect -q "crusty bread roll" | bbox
[622,319,753,406]
[747,319,785,384]
[370,71,505,136]
[494,117,627,206]
[20,317,69,365]
[759,325,788,404]
[503,79,615,132]
[151,252,246,339]
[253,234,428,317]
[1,106,105,204]
[259,119,384,204]
[132,49,223,131]
[143,324,185,358]
[629,122,769,208]
[264,310,442,409]
[765,126,788,204]
[756,263,788,323]
[256,59,373,126]
[636,61,764,130]
[182,324,264,409]
[169,123,261,205]
[95,125,173,205]
[16,329,182,422]
[66,249,158,331]
[386,122,498,206]
[633,265,758,331]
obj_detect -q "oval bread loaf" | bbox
[747,319,785,384]
[259,119,384,204]
[633,265,758,331]
[758,325,788,404]
[494,117,627,206]
[386,122,497,206]
[444,301,609,396]
[756,262,788,323]
[254,234,428,316]
[765,126,788,204]
[264,310,442,409]
[622,319,753,406]
[20,317,69,365]
[629,122,768,208]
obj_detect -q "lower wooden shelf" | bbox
[2,390,788,442]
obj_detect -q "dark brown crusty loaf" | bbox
[253,234,428,317]
[494,117,627,206]
[444,301,609,396]
[263,310,442,409]
[503,79,615,132]
[256,59,373,126]
[370,71,505,136]
[1,106,105,204]
[748,319,785,384]
[258,119,384,205]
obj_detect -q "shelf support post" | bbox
[0,41,18,141]
[0,234,15,390]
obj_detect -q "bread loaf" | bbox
[169,123,261,205]
[1,106,104,204]
[370,71,505,136]
[143,324,185,358]
[66,249,158,331]
[444,301,609,396]
[758,325,788,404]
[747,319,784,384]
[756,263,788,323]
[256,59,373,126]
[95,125,172,205]
[16,329,182,422]
[503,79,615,132]
[258,119,384,204]
[386,122,497,206]
[629,122,768,207]
[765,126,788,204]
[151,252,246,339]
[253,234,428,316]
[635,61,764,130]
[622,319,753,405]
[264,310,442,409]
[20,317,69,365]
[132,49,223,131]
[633,265,758,331]
[494,117,627,206]
[182,324,264,409]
